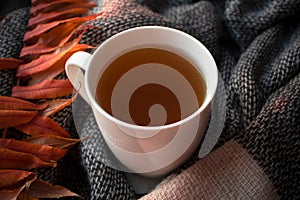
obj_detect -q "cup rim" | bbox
[85,25,218,130]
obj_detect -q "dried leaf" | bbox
[0,110,37,129]
[16,192,38,200]
[40,91,77,116]
[25,42,94,85]
[0,58,24,69]
[24,179,82,199]
[20,44,57,59]
[0,138,67,162]
[18,43,92,77]
[39,99,71,117]
[21,24,81,58]
[26,134,80,149]
[0,96,48,110]
[0,148,56,169]
[27,64,65,85]
[22,23,96,61]
[11,79,73,99]
[15,116,71,138]
[30,0,96,16]
[0,185,25,200]
[17,53,56,77]
[0,1,97,199]
[0,170,36,200]
[32,0,89,6]
[28,8,91,29]
[0,169,35,189]
[23,15,98,45]
[31,0,53,6]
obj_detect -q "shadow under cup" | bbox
[70,26,218,176]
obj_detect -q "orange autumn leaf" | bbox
[15,116,71,138]
[30,0,96,16]
[28,8,91,29]
[17,53,57,77]
[24,179,82,199]
[15,192,39,200]
[31,0,54,6]
[27,63,65,86]
[0,138,68,162]
[0,1,98,198]
[40,91,77,116]
[0,148,56,170]
[0,110,38,129]
[25,42,94,85]
[21,23,85,58]
[21,25,97,60]
[0,170,78,200]
[11,79,73,99]
[32,0,90,6]
[40,99,73,117]
[0,96,48,110]
[26,134,81,149]
[20,44,57,59]
[0,185,25,200]
[17,43,92,77]
[0,169,36,189]
[23,15,98,45]
[0,58,24,69]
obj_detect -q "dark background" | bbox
[0,0,31,17]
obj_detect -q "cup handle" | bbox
[65,51,92,105]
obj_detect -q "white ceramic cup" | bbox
[65,26,218,177]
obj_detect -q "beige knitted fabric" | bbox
[141,140,279,200]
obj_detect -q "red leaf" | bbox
[31,0,54,5]
[11,79,73,99]
[39,99,72,117]
[0,148,56,169]
[27,64,65,85]
[0,96,48,110]
[17,53,57,77]
[18,43,92,77]
[21,24,82,58]
[15,116,71,138]
[25,42,94,85]
[24,179,82,199]
[20,43,57,59]
[40,92,77,116]
[0,185,25,200]
[26,134,80,149]
[0,170,36,200]
[32,0,89,6]
[0,169,35,189]
[23,25,95,58]
[30,0,96,16]
[16,192,38,200]
[23,15,98,45]
[28,8,91,29]
[0,110,38,129]
[0,58,24,69]
[0,138,67,162]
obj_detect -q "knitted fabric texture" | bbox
[0,0,299,199]
[140,140,279,200]
[0,7,29,96]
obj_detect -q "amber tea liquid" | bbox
[95,48,207,126]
